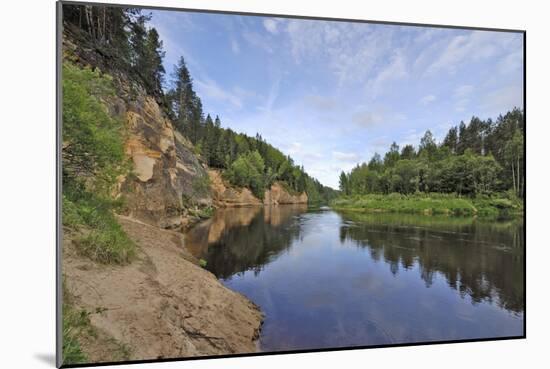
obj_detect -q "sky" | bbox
[149,10,524,189]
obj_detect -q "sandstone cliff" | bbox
[64,33,212,231]
[209,170,308,207]
[263,182,309,205]
[119,93,212,230]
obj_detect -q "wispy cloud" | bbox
[366,50,408,97]
[194,78,243,109]
[352,111,384,127]
[230,38,240,54]
[243,30,274,53]
[425,31,519,75]
[263,18,282,34]
[453,84,474,112]
[420,94,437,105]
[304,95,339,111]
[332,151,360,162]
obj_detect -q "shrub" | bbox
[224,150,266,199]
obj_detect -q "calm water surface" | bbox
[185,205,524,351]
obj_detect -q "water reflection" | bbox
[184,206,524,350]
[185,205,308,279]
[338,212,524,313]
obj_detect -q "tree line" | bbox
[63,4,336,203]
[339,108,524,198]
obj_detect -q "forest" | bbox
[62,5,336,204]
[338,111,524,196]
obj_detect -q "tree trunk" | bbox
[102,7,107,42]
[517,157,521,197]
[78,6,82,29]
[511,163,516,196]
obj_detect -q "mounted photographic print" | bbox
[57,1,525,367]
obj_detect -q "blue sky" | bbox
[149,10,523,189]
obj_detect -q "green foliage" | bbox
[191,173,211,198]
[339,109,523,202]
[62,62,135,264]
[62,63,126,188]
[332,193,474,216]
[225,151,266,199]
[64,187,136,264]
[188,205,214,219]
[199,258,208,268]
[62,282,91,365]
[331,192,522,218]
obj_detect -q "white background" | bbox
[0,0,547,368]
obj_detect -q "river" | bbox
[184,205,524,351]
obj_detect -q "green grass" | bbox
[63,192,136,264]
[62,280,132,365]
[199,258,208,268]
[62,61,136,264]
[62,281,91,365]
[330,192,523,217]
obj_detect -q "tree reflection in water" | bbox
[338,212,524,314]
[185,207,523,317]
[185,205,308,280]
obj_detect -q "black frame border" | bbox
[56,1,527,368]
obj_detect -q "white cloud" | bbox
[351,109,405,128]
[497,49,523,74]
[243,31,274,53]
[352,111,384,127]
[425,31,518,75]
[286,142,302,155]
[230,38,240,54]
[482,85,524,115]
[454,84,474,99]
[420,94,437,105]
[332,151,360,162]
[194,78,242,109]
[304,95,338,111]
[263,18,280,34]
[366,50,408,96]
[453,85,474,112]
[284,20,397,87]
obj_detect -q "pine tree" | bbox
[143,27,165,93]
[168,56,200,141]
[442,126,458,154]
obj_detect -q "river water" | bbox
[185,205,524,351]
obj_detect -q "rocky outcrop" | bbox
[208,170,262,207]
[263,182,308,205]
[208,170,308,207]
[64,32,211,231]
[119,92,212,229]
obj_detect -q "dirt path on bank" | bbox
[63,215,263,363]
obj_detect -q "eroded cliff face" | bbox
[118,92,212,229]
[208,170,308,207]
[263,182,308,205]
[64,33,211,231]
[208,170,262,207]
